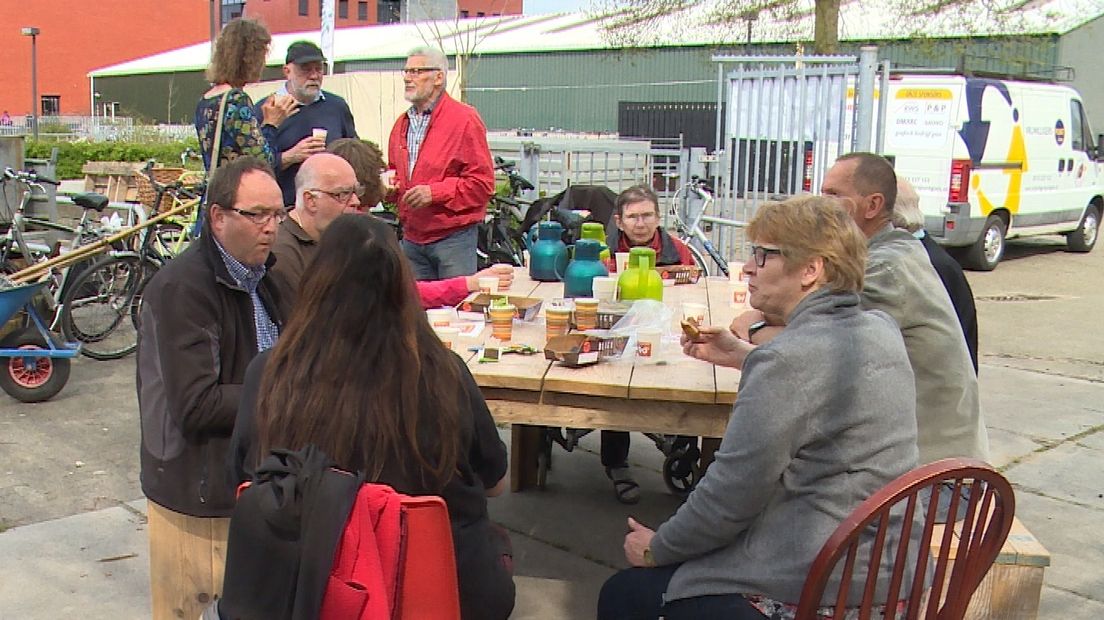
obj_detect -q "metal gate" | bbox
[693,53,876,264]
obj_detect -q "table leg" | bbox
[510,424,542,492]
[700,437,721,475]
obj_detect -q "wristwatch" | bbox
[746,320,768,342]
[642,546,656,567]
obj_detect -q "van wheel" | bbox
[965,214,1006,271]
[1067,205,1099,253]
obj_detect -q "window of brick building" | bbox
[377,0,400,23]
[299,0,308,15]
[339,0,348,17]
[358,0,368,20]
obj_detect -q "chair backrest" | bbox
[795,458,1015,620]
[396,495,461,620]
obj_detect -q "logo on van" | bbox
[1055,120,1066,145]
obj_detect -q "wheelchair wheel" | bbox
[663,450,701,497]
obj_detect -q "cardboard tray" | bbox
[657,265,703,285]
[457,293,543,321]
[544,332,630,367]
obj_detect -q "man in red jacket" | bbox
[387,46,495,280]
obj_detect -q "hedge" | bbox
[24,139,201,180]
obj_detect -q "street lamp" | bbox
[21,26,40,141]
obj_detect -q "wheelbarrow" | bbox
[0,281,81,403]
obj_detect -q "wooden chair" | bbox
[795,458,1015,619]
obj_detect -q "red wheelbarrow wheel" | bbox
[0,327,71,403]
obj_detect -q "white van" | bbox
[882,74,1102,270]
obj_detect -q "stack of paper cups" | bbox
[730,274,749,309]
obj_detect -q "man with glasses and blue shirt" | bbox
[136,156,287,619]
[386,46,494,279]
[256,41,358,207]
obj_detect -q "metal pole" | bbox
[875,59,891,155]
[31,33,39,141]
[210,0,217,47]
[854,45,878,153]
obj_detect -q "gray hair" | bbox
[892,177,925,233]
[406,46,449,87]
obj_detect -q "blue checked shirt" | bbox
[405,96,440,173]
[213,239,279,353]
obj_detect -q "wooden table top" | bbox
[454,268,745,407]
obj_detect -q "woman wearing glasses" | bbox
[598,196,923,620]
[609,184,698,268]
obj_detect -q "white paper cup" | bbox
[731,277,749,308]
[478,277,499,294]
[312,127,328,141]
[591,276,619,303]
[426,308,453,327]
[433,326,460,350]
[380,168,396,188]
[681,302,708,326]
[636,327,662,360]
[615,252,631,274]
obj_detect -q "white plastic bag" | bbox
[607,300,675,363]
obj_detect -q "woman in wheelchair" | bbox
[597,196,923,619]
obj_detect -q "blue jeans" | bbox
[402,224,478,280]
[597,565,766,620]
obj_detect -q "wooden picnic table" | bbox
[456,268,744,492]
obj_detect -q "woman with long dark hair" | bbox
[232,214,515,619]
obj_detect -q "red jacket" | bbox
[388,92,495,244]
[320,484,403,620]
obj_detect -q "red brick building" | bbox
[0,0,521,119]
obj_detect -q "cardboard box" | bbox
[657,265,702,285]
[544,333,630,367]
[457,293,543,322]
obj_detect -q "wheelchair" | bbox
[534,426,702,496]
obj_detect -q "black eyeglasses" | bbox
[309,184,364,203]
[223,206,287,226]
[402,67,440,76]
[750,244,784,268]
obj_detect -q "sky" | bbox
[524,0,591,15]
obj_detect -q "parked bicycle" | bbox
[0,168,145,361]
[140,159,205,259]
[477,156,534,270]
[669,175,733,277]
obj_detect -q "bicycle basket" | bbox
[135,166,186,212]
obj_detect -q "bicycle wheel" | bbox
[59,255,147,361]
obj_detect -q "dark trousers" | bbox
[601,430,630,468]
[597,565,767,620]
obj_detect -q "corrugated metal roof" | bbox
[89,0,1104,77]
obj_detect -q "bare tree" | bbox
[409,0,516,101]
[595,0,1038,56]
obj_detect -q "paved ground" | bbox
[0,234,1101,618]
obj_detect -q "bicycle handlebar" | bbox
[2,167,59,186]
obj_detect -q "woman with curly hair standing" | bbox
[195,18,298,173]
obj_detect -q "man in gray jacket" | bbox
[821,153,989,465]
